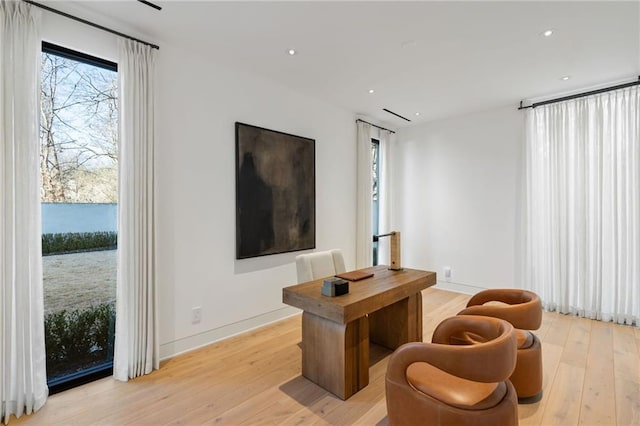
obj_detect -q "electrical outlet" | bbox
[443,266,451,282]
[192,306,202,324]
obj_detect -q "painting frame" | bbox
[235,122,316,259]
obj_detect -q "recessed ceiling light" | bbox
[561,75,570,81]
[415,112,420,116]
[287,49,296,56]
[543,29,554,37]
[368,89,375,94]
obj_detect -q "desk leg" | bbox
[301,312,369,400]
[369,292,423,349]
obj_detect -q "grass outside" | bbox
[43,249,116,315]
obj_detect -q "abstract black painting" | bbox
[235,122,315,259]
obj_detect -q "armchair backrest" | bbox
[431,315,517,383]
[295,249,346,283]
[386,316,517,385]
[459,289,542,330]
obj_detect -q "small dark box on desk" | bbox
[321,277,349,297]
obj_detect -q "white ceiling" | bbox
[46,1,639,128]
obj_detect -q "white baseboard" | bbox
[434,280,486,295]
[159,306,301,360]
[159,282,486,360]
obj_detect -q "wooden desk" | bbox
[282,265,436,399]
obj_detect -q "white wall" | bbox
[155,44,356,357]
[392,107,524,294]
[41,13,357,359]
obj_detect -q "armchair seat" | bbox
[516,329,534,350]
[407,362,509,410]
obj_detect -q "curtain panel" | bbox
[356,121,373,268]
[0,1,48,423]
[114,39,159,381]
[523,85,640,325]
[356,122,394,268]
[377,129,394,266]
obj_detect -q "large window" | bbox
[40,42,118,391]
[371,138,380,265]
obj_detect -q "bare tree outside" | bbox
[372,141,379,201]
[40,52,118,203]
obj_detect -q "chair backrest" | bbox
[430,315,517,383]
[295,249,346,283]
[459,289,542,330]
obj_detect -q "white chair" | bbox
[295,249,346,283]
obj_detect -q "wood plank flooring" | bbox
[11,288,640,425]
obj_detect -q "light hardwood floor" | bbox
[11,288,640,425]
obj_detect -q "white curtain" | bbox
[114,39,159,381]
[377,129,394,266]
[356,121,373,268]
[356,122,395,268]
[523,85,640,325]
[0,1,48,422]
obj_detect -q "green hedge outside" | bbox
[45,303,116,381]
[42,232,117,255]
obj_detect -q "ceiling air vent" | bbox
[383,108,411,122]
[137,0,162,11]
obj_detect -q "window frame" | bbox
[42,41,117,72]
[41,41,118,394]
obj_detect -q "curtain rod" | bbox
[518,76,640,110]
[23,0,159,50]
[356,119,396,134]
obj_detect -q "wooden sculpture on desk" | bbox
[375,231,402,270]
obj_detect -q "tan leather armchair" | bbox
[385,316,519,426]
[458,289,543,401]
